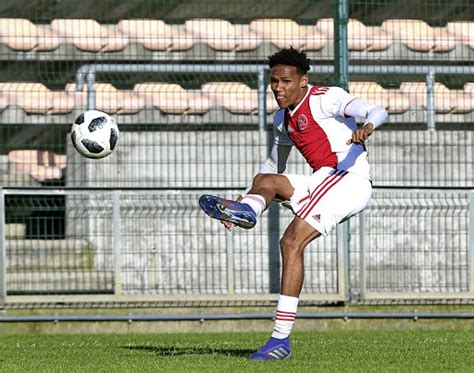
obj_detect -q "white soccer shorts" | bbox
[284,167,372,236]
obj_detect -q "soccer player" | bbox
[199,47,388,360]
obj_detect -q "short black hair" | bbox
[268,47,311,75]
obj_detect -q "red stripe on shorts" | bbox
[301,171,348,220]
[296,170,345,217]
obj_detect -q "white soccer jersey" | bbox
[272,85,372,179]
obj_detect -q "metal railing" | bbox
[1,187,473,307]
[75,63,474,131]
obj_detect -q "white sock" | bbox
[240,194,266,217]
[271,294,299,339]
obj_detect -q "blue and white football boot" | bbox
[249,337,291,361]
[198,194,257,229]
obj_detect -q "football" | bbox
[71,110,119,159]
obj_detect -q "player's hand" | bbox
[221,220,234,232]
[347,123,374,145]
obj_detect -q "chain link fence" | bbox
[0,0,473,307]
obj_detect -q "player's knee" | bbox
[280,235,304,258]
[252,173,273,188]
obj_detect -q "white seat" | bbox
[202,82,257,114]
[51,19,128,52]
[8,150,64,181]
[185,19,237,51]
[445,22,474,49]
[449,90,474,113]
[250,18,307,49]
[400,82,452,112]
[134,83,210,114]
[382,19,455,52]
[0,18,37,51]
[117,19,173,50]
[67,83,144,114]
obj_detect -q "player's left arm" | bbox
[344,98,388,145]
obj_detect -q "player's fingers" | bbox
[221,220,234,231]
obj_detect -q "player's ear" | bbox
[300,74,309,88]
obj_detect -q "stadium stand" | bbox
[1,81,473,117]
[8,149,66,181]
[0,17,472,57]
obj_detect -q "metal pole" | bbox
[113,190,122,296]
[258,69,267,132]
[426,70,436,131]
[86,71,96,110]
[469,192,474,294]
[359,212,366,300]
[0,188,6,307]
[225,191,235,295]
[337,221,349,302]
[334,0,349,90]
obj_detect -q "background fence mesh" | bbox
[0,0,473,305]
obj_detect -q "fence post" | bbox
[0,188,5,307]
[337,220,350,302]
[426,70,436,131]
[469,192,474,294]
[225,191,235,295]
[359,211,366,300]
[334,0,349,90]
[258,68,268,132]
[113,190,122,296]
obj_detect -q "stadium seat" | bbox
[349,82,389,109]
[381,19,455,52]
[117,19,193,51]
[8,150,65,181]
[66,83,144,114]
[0,93,9,111]
[0,82,77,114]
[445,21,474,48]
[134,83,210,114]
[35,25,62,51]
[0,18,38,51]
[202,82,258,114]
[185,19,237,51]
[399,82,453,112]
[249,18,308,50]
[315,18,393,51]
[51,19,128,52]
[449,90,474,113]
[349,82,411,113]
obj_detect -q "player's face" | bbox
[270,65,309,110]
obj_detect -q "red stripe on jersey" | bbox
[301,171,348,220]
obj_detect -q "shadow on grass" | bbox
[123,345,255,357]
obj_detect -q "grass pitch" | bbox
[0,329,473,372]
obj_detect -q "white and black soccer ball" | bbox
[71,110,119,159]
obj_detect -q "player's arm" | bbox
[344,98,388,145]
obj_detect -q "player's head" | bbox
[268,47,310,109]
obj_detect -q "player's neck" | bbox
[288,86,309,111]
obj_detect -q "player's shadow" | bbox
[123,345,255,357]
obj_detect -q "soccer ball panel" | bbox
[71,110,119,159]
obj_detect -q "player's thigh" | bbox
[254,173,295,201]
[281,216,321,251]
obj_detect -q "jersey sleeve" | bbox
[319,86,357,118]
[273,109,293,146]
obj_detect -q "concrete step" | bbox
[5,239,94,270]
[6,270,114,293]
[5,224,26,239]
